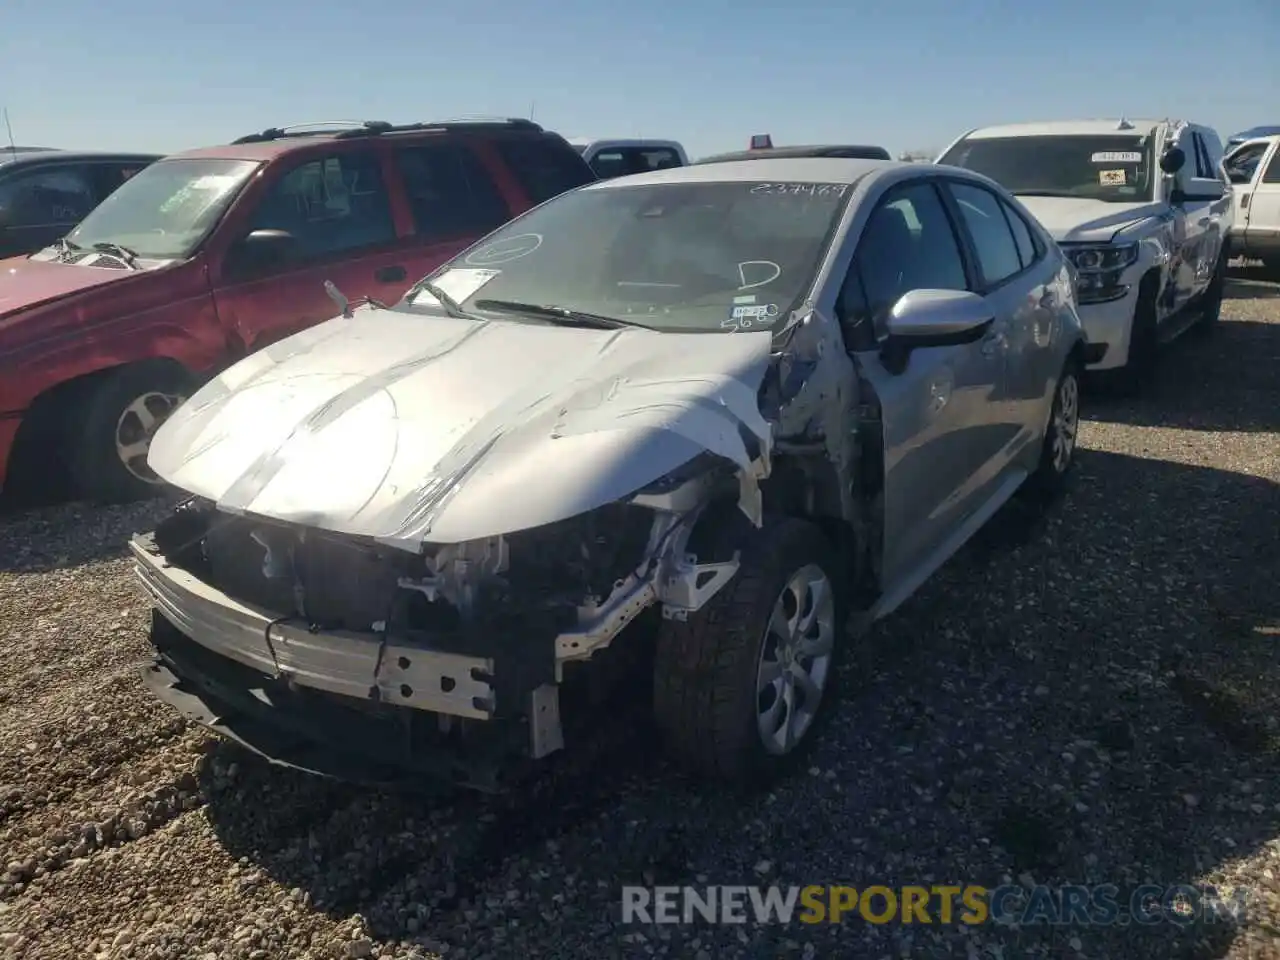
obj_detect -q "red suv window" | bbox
[491,137,595,205]
[396,142,510,238]
[247,151,396,261]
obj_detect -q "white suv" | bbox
[938,119,1233,390]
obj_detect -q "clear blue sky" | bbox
[3,0,1277,159]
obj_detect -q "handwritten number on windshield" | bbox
[749,183,849,198]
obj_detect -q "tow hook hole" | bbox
[400,684,413,698]
[397,656,411,669]
[441,676,457,693]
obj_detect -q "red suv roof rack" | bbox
[231,117,543,145]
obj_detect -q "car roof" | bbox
[581,156,912,188]
[171,119,563,163]
[964,119,1168,139]
[1229,125,1280,142]
[696,144,891,163]
[0,149,162,167]
[568,138,684,150]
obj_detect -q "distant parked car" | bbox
[1227,126,1280,148]
[938,118,1232,392]
[1223,134,1280,268]
[0,150,161,259]
[0,118,595,503]
[568,139,687,178]
[696,144,892,164]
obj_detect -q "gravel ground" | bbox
[2,267,1279,960]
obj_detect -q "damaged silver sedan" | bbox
[131,158,1087,791]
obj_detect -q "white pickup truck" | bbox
[1223,134,1280,269]
[938,119,1233,390]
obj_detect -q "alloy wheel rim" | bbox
[1051,374,1079,474]
[755,564,836,756]
[115,391,185,483]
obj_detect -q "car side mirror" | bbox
[1160,146,1187,175]
[1191,179,1225,201]
[880,289,995,373]
[225,228,298,279]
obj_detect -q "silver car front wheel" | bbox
[755,564,836,755]
[653,518,846,785]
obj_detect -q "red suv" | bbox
[0,118,596,502]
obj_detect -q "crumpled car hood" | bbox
[149,307,774,548]
[1016,196,1165,244]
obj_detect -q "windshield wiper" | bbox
[473,299,637,329]
[1015,191,1075,198]
[92,241,141,269]
[412,280,481,320]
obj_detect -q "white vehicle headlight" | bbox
[1062,242,1139,304]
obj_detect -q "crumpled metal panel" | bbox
[148,306,776,550]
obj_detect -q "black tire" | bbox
[70,365,190,504]
[1191,249,1227,336]
[652,517,846,786]
[1021,356,1081,504]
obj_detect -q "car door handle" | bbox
[1242,194,1251,209]
[1198,217,1211,227]
[375,265,407,283]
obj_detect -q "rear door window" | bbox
[396,142,510,239]
[492,137,596,205]
[999,198,1040,269]
[947,181,1024,288]
[1191,133,1215,179]
[1264,148,1280,185]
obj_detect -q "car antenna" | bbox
[2,108,16,161]
[324,280,353,319]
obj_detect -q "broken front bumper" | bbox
[130,534,558,790]
[131,535,496,718]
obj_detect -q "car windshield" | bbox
[408,179,852,333]
[65,157,260,259]
[939,134,1156,202]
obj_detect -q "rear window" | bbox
[493,136,596,205]
[589,147,683,179]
